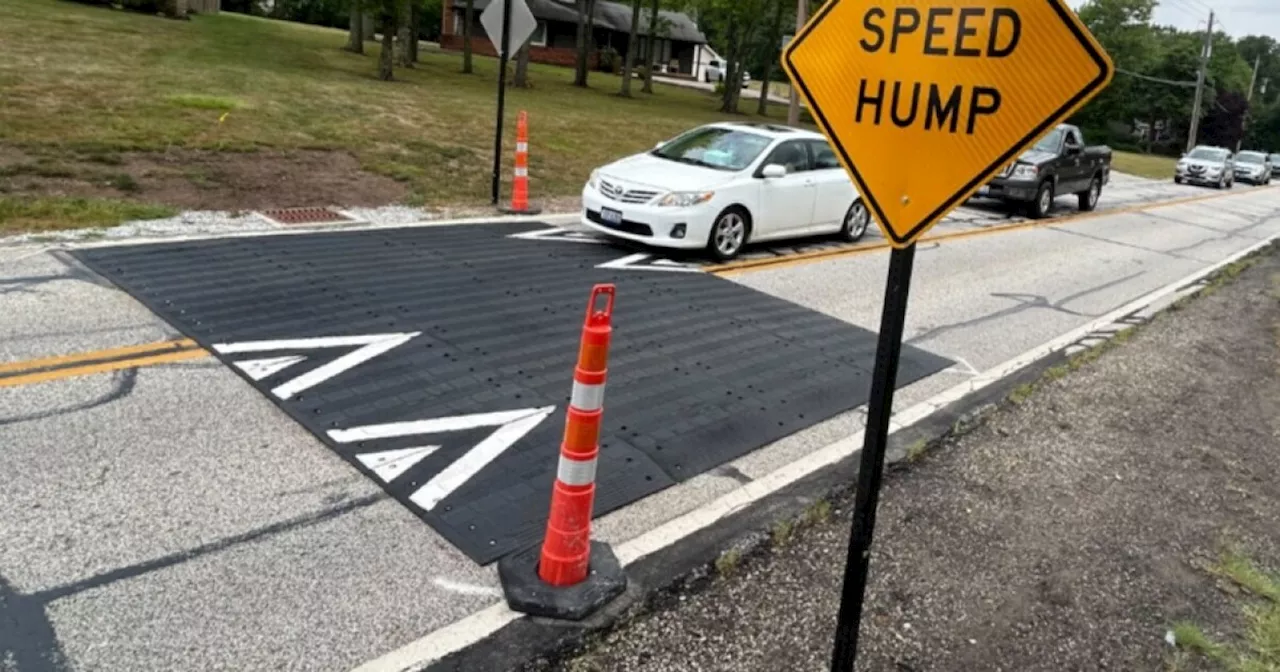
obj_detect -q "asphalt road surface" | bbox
[1,175,1278,671]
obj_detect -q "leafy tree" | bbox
[1073,0,1158,139]
[1201,88,1249,148]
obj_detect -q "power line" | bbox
[1117,67,1199,87]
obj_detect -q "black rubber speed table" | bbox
[72,222,951,564]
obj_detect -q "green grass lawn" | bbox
[0,0,795,232]
[1112,150,1178,180]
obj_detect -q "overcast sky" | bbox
[1071,0,1280,40]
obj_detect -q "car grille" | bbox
[599,179,660,204]
[586,209,653,237]
[1188,165,1205,174]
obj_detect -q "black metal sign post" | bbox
[490,0,513,205]
[830,242,917,671]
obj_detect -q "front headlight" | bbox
[656,191,715,207]
[1207,167,1221,175]
[587,169,600,190]
[1011,164,1039,180]
[1176,162,1188,171]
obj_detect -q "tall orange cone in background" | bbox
[502,110,542,215]
[498,284,627,621]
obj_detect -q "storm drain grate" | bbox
[258,206,354,226]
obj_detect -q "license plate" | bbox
[600,207,623,225]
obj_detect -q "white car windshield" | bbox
[652,127,773,172]
[1188,147,1229,161]
[1237,152,1265,164]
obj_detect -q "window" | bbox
[1032,128,1065,153]
[806,140,841,169]
[529,21,547,47]
[1188,147,1230,161]
[762,141,811,174]
[651,126,773,172]
[1063,130,1081,147]
[1237,151,1265,164]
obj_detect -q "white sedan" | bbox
[581,122,869,261]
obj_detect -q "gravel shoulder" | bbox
[541,245,1280,672]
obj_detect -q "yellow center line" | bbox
[0,340,209,388]
[0,338,199,375]
[710,186,1279,277]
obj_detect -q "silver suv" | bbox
[1234,150,1274,185]
[1175,146,1235,189]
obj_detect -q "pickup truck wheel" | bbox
[1028,181,1054,219]
[1077,176,1101,212]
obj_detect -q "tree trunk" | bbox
[720,18,741,113]
[514,42,531,88]
[408,0,420,63]
[346,0,364,53]
[573,0,595,87]
[641,0,658,93]
[378,0,397,80]
[462,0,474,73]
[396,1,413,67]
[619,0,642,97]
[757,0,785,116]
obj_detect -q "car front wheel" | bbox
[707,208,749,261]
[839,199,871,242]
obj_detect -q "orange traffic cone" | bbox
[502,110,542,215]
[538,284,614,586]
[498,284,627,621]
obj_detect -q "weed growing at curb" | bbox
[714,549,742,577]
[770,519,795,547]
[905,439,929,463]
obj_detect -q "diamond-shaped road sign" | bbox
[481,0,537,59]
[782,0,1114,247]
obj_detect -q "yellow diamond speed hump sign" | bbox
[782,0,1114,247]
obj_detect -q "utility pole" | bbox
[1238,55,1261,151]
[786,0,806,126]
[1186,10,1213,153]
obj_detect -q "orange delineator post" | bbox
[511,111,533,213]
[537,283,615,587]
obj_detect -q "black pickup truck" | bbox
[976,124,1113,219]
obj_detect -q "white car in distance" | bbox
[581,123,870,261]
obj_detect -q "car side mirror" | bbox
[761,164,787,178]
[1065,143,1082,155]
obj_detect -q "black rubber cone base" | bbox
[499,204,544,215]
[498,541,627,621]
